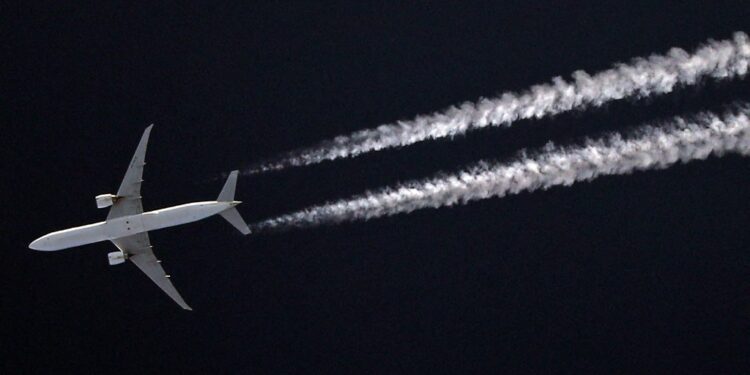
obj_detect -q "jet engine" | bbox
[95,194,118,208]
[107,251,127,266]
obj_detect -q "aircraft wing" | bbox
[111,232,192,310]
[107,125,153,220]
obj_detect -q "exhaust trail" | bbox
[247,32,750,174]
[251,107,750,232]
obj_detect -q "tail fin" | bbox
[217,170,252,235]
[218,170,239,202]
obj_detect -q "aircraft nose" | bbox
[29,236,49,251]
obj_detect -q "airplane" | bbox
[29,125,251,310]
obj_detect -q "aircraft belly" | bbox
[32,205,226,251]
[141,211,180,231]
[104,215,146,239]
[142,204,222,231]
[43,222,109,250]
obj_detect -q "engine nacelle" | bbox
[95,194,118,209]
[108,251,127,266]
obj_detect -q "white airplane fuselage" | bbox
[30,201,238,251]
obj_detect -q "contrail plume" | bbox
[247,32,749,174]
[251,107,750,231]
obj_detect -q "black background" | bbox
[3,2,750,373]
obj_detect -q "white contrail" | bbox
[251,107,750,231]
[246,32,749,174]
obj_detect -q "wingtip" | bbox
[141,124,154,138]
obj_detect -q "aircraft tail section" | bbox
[218,170,239,202]
[217,170,251,235]
[220,208,251,235]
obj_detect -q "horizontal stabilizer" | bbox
[218,170,238,202]
[220,208,251,235]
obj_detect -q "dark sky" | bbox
[4,2,750,373]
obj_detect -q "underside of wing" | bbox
[107,125,152,220]
[111,232,192,310]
